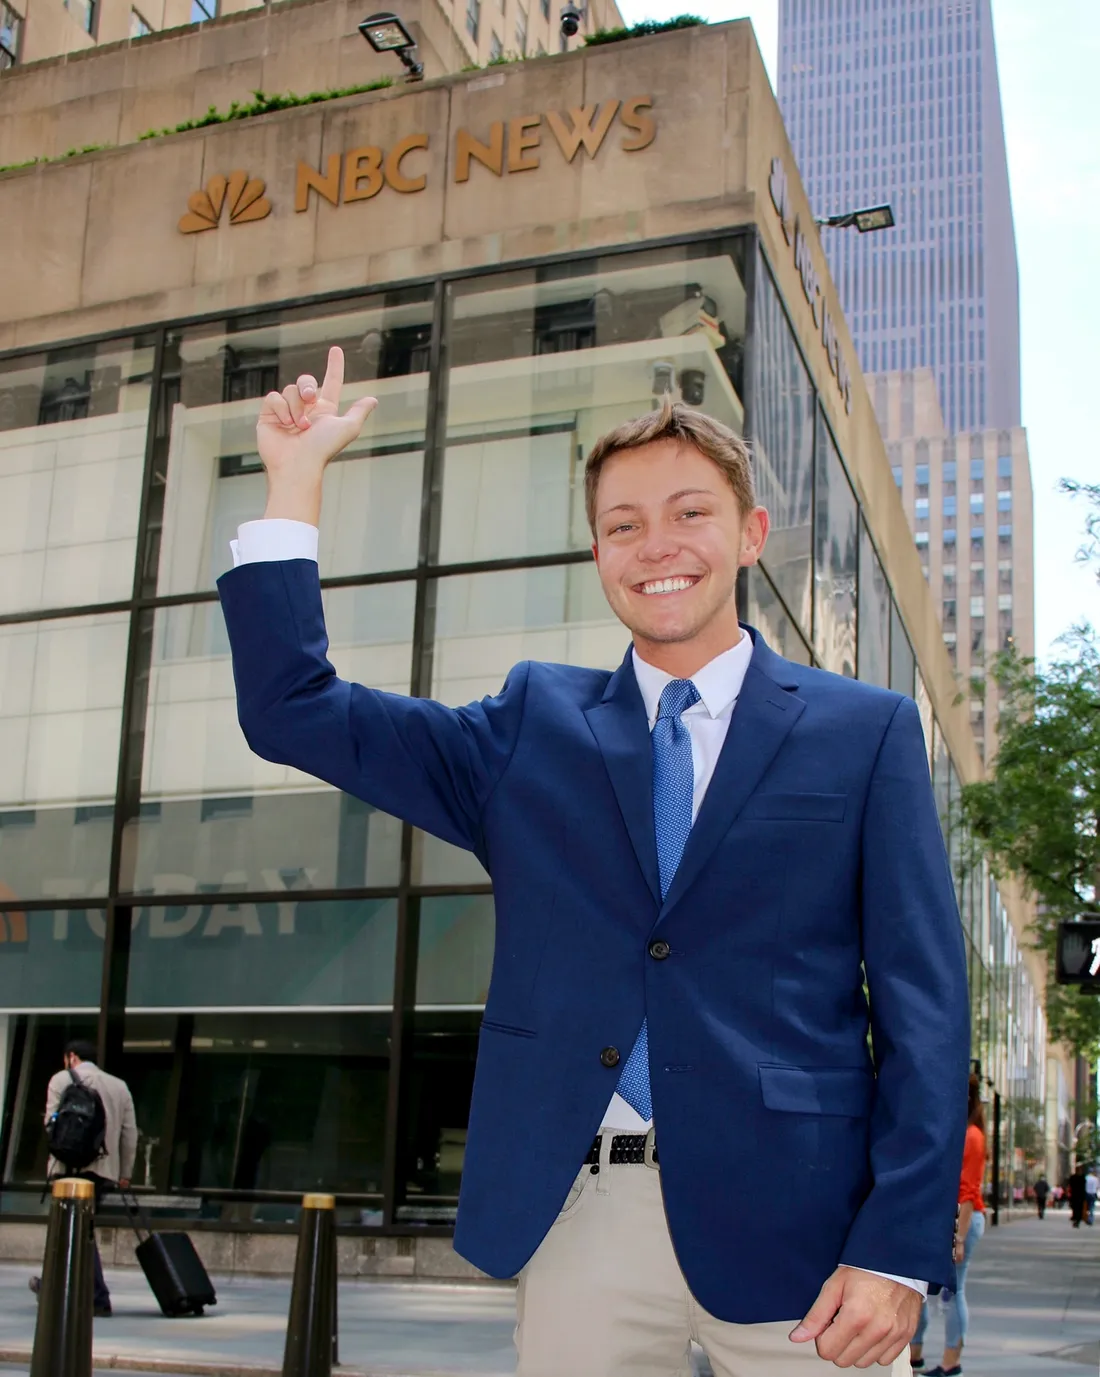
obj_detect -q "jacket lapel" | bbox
[659,632,806,917]
[583,648,661,905]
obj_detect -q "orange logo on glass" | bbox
[179,171,272,234]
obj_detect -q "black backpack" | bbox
[46,1069,107,1172]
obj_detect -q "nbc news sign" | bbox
[1056,919,1100,987]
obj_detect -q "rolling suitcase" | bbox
[124,1191,217,1317]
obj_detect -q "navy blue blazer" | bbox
[219,558,969,1322]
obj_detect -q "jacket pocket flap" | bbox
[759,1064,874,1116]
[740,792,847,822]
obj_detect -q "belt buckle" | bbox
[643,1126,658,1170]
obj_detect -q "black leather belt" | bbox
[585,1128,659,1168]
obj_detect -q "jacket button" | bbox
[600,1046,620,1068]
[649,939,671,960]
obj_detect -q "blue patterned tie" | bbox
[615,677,700,1122]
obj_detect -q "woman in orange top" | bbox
[910,1074,987,1375]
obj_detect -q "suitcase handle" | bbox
[121,1187,153,1244]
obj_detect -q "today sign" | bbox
[768,156,853,415]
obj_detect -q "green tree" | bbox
[960,628,1100,1057]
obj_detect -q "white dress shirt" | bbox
[231,519,926,1295]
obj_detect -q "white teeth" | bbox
[640,577,696,595]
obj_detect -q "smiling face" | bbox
[592,439,769,676]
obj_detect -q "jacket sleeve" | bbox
[217,559,530,859]
[838,696,970,1291]
[118,1086,139,1182]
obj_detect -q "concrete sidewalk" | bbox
[0,1210,1095,1375]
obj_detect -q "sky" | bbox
[618,0,1099,660]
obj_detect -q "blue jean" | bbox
[913,1210,985,1351]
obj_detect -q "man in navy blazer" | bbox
[218,348,969,1375]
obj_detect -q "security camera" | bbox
[679,368,706,406]
[560,2,581,37]
[651,360,676,402]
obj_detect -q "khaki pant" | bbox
[516,1141,911,1377]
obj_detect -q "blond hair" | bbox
[584,399,755,537]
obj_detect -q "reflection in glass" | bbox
[438,242,748,566]
[813,419,857,677]
[429,562,625,706]
[932,721,950,840]
[416,895,494,1007]
[0,337,154,615]
[752,258,814,637]
[122,586,413,895]
[744,566,811,665]
[890,602,916,697]
[0,910,104,1011]
[0,613,128,899]
[856,520,890,688]
[3,1012,99,1184]
[915,671,935,769]
[165,1013,390,1196]
[126,899,398,1010]
[154,292,432,596]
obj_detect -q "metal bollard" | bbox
[282,1192,338,1377]
[30,1178,96,1377]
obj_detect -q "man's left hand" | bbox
[789,1266,920,1368]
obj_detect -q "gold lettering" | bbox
[546,100,621,162]
[619,95,656,152]
[295,154,341,212]
[385,133,430,193]
[455,122,505,182]
[344,146,385,203]
[507,115,542,173]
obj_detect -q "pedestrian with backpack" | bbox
[30,1040,138,1317]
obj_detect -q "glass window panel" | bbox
[156,1012,390,1197]
[3,1013,100,1185]
[0,337,154,615]
[915,671,934,770]
[415,894,494,1008]
[398,895,494,1223]
[126,899,397,1011]
[0,909,104,1011]
[890,601,916,696]
[752,256,814,637]
[122,584,413,894]
[0,612,128,900]
[813,418,857,677]
[438,240,748,566]
[414,562,624,883]
[857,520,889,687]
[743,566,811,665]
[932,718,950,839]
[154,292,431,596]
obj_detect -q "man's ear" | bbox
[739,506,770,568]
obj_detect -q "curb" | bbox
[0,1353,464,1377]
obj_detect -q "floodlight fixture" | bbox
[358,12,424,80]
[817,204,895,233]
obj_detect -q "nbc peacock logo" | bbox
[179,170,272,234]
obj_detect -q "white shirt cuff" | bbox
[849,1267,928,1297]
[230,519,319,567]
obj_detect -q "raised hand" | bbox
[257,346,378,525]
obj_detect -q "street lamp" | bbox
[816,204,895,233]
[358,12,424,80]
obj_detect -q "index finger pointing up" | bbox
[319,345,345,406]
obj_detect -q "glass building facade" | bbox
[0,228,1045,1232]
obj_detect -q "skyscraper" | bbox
[777,0,1021,434]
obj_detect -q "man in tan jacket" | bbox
[32,1040,138,1317]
